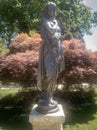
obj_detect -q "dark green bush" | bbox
[55,87,96,105]
[0,90,39,108]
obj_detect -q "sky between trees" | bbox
[83,0,97,51]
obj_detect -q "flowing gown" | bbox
[37,16,64,101]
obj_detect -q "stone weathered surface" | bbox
[29,104,65,130]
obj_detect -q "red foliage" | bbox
[60,38,97,86]
[0,34,97,87]
[0,50,39,87]
[63,38,85,50]
[63,39,92,70]
[0,53,6,66]
[9,33,42,53]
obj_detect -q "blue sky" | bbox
[83,0,97,51]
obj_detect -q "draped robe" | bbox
[37,16,64,100]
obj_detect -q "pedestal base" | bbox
[29,104,65,130]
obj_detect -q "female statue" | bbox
[37,2,64,113]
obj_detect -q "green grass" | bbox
[0,107,32,130]
[64,89,97,130]
[94,90,97,101]
[0,89,97,130]
[0,89,38,130]
[0,88,20,97]
[64,104,97,130]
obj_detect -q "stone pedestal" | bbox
[29,104,65,130]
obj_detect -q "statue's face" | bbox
[45,2,56,18]
[47,5,56,17]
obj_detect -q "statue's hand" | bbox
[53,32,61,40]
[55,56,62,63]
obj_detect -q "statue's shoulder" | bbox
[42,16,47,21]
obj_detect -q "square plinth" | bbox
[29,104,65,130]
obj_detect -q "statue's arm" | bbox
[41,18,58,61]
[41,17,54,46]
[42,17,57,35]
[41,17,63,62]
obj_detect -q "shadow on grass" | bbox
[0,90,97,130]
[0,107,32,130]
[0,90,39,130]
[55,89,97,127]
[65,103,97,125]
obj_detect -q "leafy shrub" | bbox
[63,38,85,50]
[0,38,9,54]
[0,90,39,108]
[55,87,96,105]
[9,33,42,54]
[67,89,95,105]
[0,50,39,87]
[0,33,97,88]
[60,38,97,86]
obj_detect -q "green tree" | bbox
[56,0,92,40]
[0,38,9,53]
[0,0,93,46]
[0,0,20,47]
[92,11,97,26]
[0,0,33,47]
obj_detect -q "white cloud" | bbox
[83,0,97,51]
[84,27,97,51]
[84,0,97,11]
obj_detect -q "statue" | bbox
[37,2,64,114]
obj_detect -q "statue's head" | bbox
[44,2,56,18]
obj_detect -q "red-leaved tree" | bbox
[0,33,97,88]
[0,50,39,87]
[9,33,42,53]
[59,38,97,88]
[0,33,41,87]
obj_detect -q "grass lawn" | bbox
[0,88,20,97]
[64,89,97,130]
[0,89,97,130]
[0,88,38,130]
[64,104,97,130]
